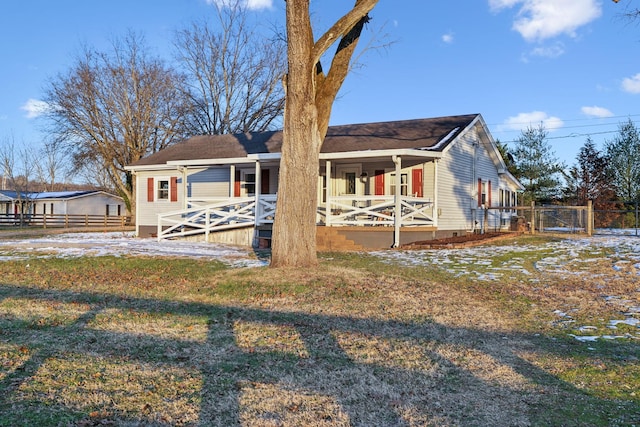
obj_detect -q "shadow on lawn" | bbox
[0,283,638,426]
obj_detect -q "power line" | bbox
[487,114,640,136]
[491,116,640,145]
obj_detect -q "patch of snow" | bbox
[568,334,599,342]
[609,318,640,328]
[0,232,267,268]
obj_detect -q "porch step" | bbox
[316,227,364,252]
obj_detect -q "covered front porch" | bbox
[158,149,441,247]
[157,193,436,246]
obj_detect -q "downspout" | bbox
[130,170,141,237]
[392,155,402,248]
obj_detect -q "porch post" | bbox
[180,166,188,210]
[254,160,261,226]
[392,155,402,248]
[433,159,439,228]
[325,160,332,226]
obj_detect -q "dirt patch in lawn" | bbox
[401,231,522,249]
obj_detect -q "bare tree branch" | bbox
[43,31,187,214]
[174,0,286,135]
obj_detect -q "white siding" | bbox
[136,169,184,228]
[65,194,123,216]
[436,131,476,232]
[188,167,230,198]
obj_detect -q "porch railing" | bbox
[157,194,434,240]
[157,195,277,240]
[319,195,435,227]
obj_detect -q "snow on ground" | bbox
[0,229,637,341]
[0,231,267,268]
[371,230,640,343]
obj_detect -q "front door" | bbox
[335,164,362,196]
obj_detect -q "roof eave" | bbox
[320,148,443,160]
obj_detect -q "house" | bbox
[0,190,125,223]
[126,114,524,250]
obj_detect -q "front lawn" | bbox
[0,234,638,426]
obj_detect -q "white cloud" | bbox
[490,0,602,42]
[581,106,614,118]
[207,0,272,10]
[442,32,454,44]
[499,111,564,132]
[622,73,640,94]
[529,43,565,58]
[489,0,520,11]
[20,99,50,119]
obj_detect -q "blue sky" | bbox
[1,0,639,168]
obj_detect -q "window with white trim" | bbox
[389,172,408,196]
[157,179,169,200]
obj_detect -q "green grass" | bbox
[0,234,638,426]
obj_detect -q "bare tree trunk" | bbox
[271,0,321,268]
[270,0,377,268]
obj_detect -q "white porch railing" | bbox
[158,194,434,240]
[319,195,435,227]
[157,195,277,240]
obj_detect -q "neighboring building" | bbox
[126,114,524,250]
[0,190,125,220]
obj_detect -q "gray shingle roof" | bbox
[130,114,479,167]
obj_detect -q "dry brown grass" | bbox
[0,234,638,426]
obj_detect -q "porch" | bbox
[156,194,436,247]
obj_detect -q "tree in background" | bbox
[512,124,564,204]
[33,141,73,192]
[604,119,640,202]
[564,138,618,226]
[270,0,379,268]
[0,136,38,225]
[563,138,614,204]
[174,1,286,135]
[43,32,188,216]
[495,139,518,177]
[612,0,640,20]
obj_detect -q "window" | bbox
[390,173,408,196]
[244,173,256,196]
[319,175,327,203]
[151,177,178,202]
[157,179,169,200]
[477,179,492,207]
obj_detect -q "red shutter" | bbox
[374,170,385,195]
[234,171,241,197]
[412,168,423,197]
[261,169,270,194]
[478,178,482,207]
[487,180,492,207]
[170,177,178,202]
[147,178,154,202]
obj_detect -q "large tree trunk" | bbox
[270,0,378,268]
[271,0,321,268]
